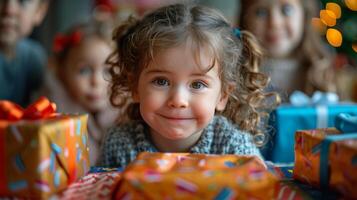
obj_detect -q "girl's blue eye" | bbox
[103,67,110,79]
[152,78,169,87]
[281,4,294,16]
[78,66,92,76]
[18,0,32,7]
[256,7,268,18]
[191,81,207,90]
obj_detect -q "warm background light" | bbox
[311,17,327,34]
[320,10,337,26]
[344,0,357,11]
[326,28,343,47]
[326,2,341,18]
[353,44,357,53]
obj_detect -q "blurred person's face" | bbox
[242,0,304,58]
[61,37,112,113]
[0,0,48,52]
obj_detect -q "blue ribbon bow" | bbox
[289,91,339,106]
[289,91,339,128]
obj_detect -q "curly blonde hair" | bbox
[107,3,280,145]
[238,0,336,95]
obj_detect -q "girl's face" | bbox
[61,37,111,113]
[0,0,47,49]
[134,42,229,144]
[243,0,304,58]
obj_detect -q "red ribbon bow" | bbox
[0,97,57,121]
[53,31,82,54]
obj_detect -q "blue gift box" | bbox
[262,103,357,163]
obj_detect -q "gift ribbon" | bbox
[0,96,56,121]
[335,113,357,133]
[290,91,339,128]
[53,31,82,53]
[0,97,57,193]
[66,119,77,184]
[319,133,357,190]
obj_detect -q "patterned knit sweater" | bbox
[99,115,261,168]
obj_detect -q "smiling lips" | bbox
[159,114,194,121]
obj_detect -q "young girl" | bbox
[238,0,336,101]
[44,20,119,165]
[100,3,279,168]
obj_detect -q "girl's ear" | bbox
[34,1,49,26]
[216,83,234,111]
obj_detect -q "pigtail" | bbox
[107,16,142,123]
[240,31,268,91]
[224,30,280,146]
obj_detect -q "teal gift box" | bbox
[263,103,357,163]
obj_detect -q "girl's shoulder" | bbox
[210,115,244,133]
[210,115,254,140]
[196,115,259,156]
[107,120,146,139]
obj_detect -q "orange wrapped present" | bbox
[0,97,90,199]
[116,152,278,200]
[293,128,357,199]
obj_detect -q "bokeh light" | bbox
[326,3,341,19]
[353,44,357,53]
[311,17,327,35]
[326,28,343,47]
[344,0,357,11]
[320,10,337,26]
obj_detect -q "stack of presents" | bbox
[0,93,356,199]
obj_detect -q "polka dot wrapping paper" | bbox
[0,114,90,199]
[116,152,278,199]
[293,128,357,199]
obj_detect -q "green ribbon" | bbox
[320,133,357,189]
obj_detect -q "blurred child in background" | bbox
[44,19,120,165]
[0,0,48,107]
[238,0,336,101]
[100,3,279,168]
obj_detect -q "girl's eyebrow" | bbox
[144,62,216,78]
[144,69,171,74]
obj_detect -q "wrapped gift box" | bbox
[0,98,90,198]
[263,103,357,163]
[116,152,278,200]
[55,167,122,200]
[293,129,357,199]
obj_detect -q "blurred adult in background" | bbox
[0,0,48,107]
[238,0,337,102]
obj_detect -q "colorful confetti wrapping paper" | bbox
[293,128,357,199]
[115,152,278,200]
[55,168,121,200]
[0,114,90,199]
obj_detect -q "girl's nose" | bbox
[90,70,105,87]
[167,86,189,108]
[268,9,283,28]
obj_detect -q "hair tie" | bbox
[233,28,241,38]
[53,30,82,54]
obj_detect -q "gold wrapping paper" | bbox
[0,114,90,199]
[116,152,278,200]
[293,128,357,199]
